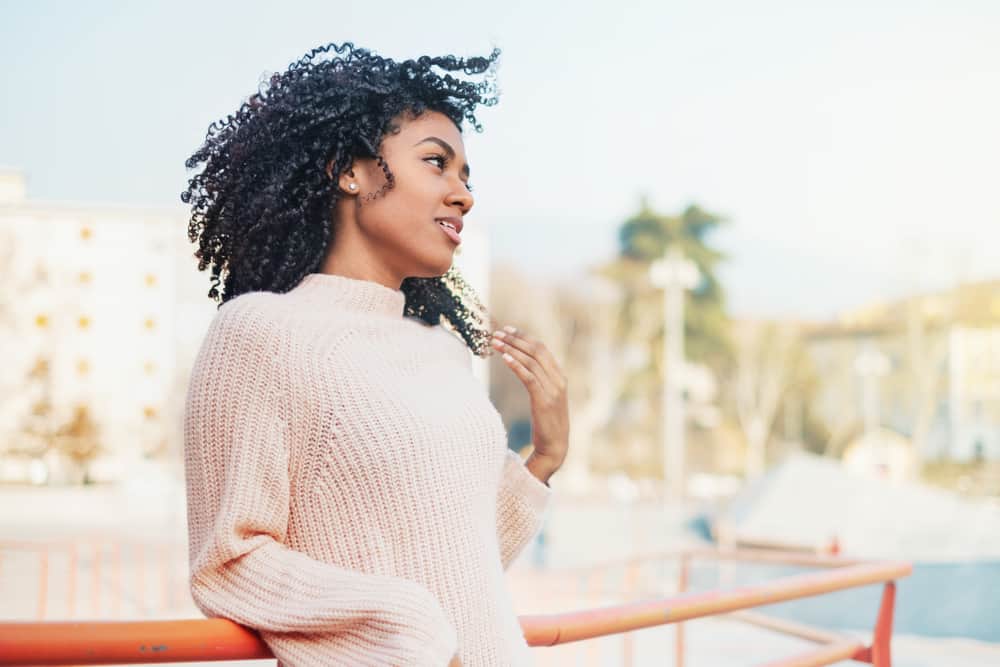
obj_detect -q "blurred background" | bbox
[2,1,999,665]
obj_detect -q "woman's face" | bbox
[344,110,474,282]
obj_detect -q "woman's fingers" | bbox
[493,326,565,391]
[499,346,541,391]
[492,330,556,398]
[493,337,549,398]
[492,325,570,464]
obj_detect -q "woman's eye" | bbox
[424,154,472,191]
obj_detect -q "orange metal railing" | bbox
[0,547,911,667]
[523,554,908,667]
[0,539,184,621]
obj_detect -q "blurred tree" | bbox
[488,263,621,487]
[12,356,57,459]
[728,320,825,477]
[0,227,22,424]
[2,256,103,484]
[603,197,730,364]
[5,257,52,462]
[903,298,949,474]
[0,227,14,329]
[0,237,48,459]
[54,404,103,484]
[488,263,548,439]
[594,198,730,477]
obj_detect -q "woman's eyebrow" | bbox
[413,136,471,178]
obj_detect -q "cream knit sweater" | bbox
[183,272,552,666]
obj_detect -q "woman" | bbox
[181,43,569,666]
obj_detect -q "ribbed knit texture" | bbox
[183,272,552,666]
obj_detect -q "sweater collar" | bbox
[294,273,407,317]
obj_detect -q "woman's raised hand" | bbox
[491,325,569,480]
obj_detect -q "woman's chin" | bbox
[409,260,453,279]
[429,252,458,276]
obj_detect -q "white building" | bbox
[805,286,1000,465]
[0,168,492,483]
[0,169,216,483]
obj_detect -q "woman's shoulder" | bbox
[190,295,274,367]
[206,289,360,357]
[213,288,351,328]
[210,290,289,337]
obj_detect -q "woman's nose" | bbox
[447,186,474,215]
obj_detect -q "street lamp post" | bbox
[649,247,700,503]
[854,342,890,438]
[854,342,891,473]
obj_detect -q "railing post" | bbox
[36,549,48,620]
[67,543,77,619]
[159,544,171,613]
[870,582,896,667]
[111,542,121,618]
[91,542,101,617]
[585,567,603,666]
[622,560,638,667]
[676,553,689,667]
[136,542,146,616]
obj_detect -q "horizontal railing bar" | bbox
[0,619,271,665]
[541,547,863,577]
[682,547,864,568]
[724,610,852,644]
[757,639,866,667]
[520,561,910,645]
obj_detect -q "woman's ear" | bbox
[326,161,359,195]
[338,169,359,196]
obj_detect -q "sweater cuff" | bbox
[396,580,459,665]
[502,448,553,514]
[409,622,457,666]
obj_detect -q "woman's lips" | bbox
[436,219,462,245]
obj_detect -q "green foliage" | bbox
[590,198,732,475]
[600,198,731,368]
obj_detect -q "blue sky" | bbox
[2,0,998,319]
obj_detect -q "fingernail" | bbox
[493,330,506,339]
[503,325,517,334]
[491,338,504,349]
[503,353,513,362]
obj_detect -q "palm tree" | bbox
[594,198,730,477]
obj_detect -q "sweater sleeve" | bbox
[183,297,458,666]
[495,448,553,570]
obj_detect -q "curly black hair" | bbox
[180,42,500,356]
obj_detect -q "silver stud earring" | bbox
[348,183,357,191]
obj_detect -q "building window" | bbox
[143,317,156,331]
[34,314,49,329]
[78,271,92,285]
[143,405,159,420]
[76,359,90,376]
[80,226,93,240]
[77,315,91,330]
[143,361,157,375]
[29,358,49,378]
[144,273,157,287]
